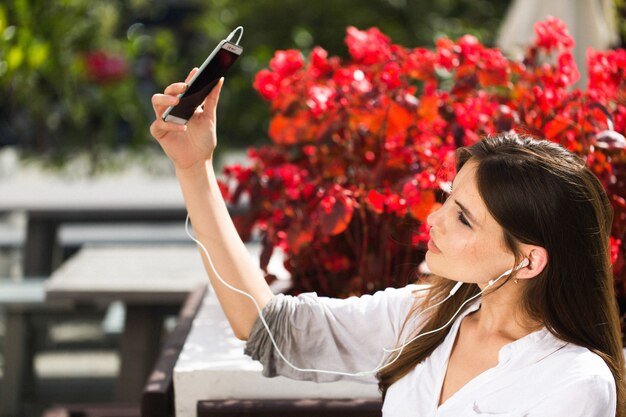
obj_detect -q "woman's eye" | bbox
[457,211,471,227]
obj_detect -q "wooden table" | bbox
[0,175,188,276]
[45,244,208,402]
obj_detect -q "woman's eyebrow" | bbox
[454,199,480,227]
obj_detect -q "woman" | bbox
[151,72,624,416]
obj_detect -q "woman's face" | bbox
[425,160,516,285]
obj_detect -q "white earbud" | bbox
[451,257,529,295]
[516,258,530,270]
[487,258,529,287]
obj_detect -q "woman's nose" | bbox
[426,205,442,230]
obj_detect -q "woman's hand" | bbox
[149,68,224,171]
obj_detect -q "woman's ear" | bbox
[516,245,548,280]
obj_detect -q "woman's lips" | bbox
[427,238,442,254]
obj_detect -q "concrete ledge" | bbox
[173,290,379,417]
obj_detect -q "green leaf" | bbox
[7,45,23,70]
[28,41,49,69]
[0,6,7,33]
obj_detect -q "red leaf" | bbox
[286,224,314,255]
[543,118,571,141]
[366,189,385,214]
[418,95,439,123]
[318,191,355,236]
[409,190,437,222]
[386,101,413,141]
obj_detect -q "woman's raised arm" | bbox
[150,71,273,340]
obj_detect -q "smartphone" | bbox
[162,40,243,124]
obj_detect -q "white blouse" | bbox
[244,285,617,417]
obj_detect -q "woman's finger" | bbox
[153,82,185,119]
[163,82,187,96]
[150,118,186,140]
[151,93,180,119]
[152,68,197,122]
[184,67,199,84]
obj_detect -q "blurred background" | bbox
[0,0,527,172]
[0,1,624,416]
[1,0,624,171]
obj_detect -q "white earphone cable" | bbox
[185,214,525,376]
[226,26,244,45]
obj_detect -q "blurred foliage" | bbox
[617,0,626,44]
[192,0,512,150]
[0,0,511,170]
[0,0,183,170]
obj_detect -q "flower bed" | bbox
[221,18,626,316]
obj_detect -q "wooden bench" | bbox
[41,255,382,417]
[0,220,192,271]
[42,403,140,417]
[0,278,48,417]
[45,245,207,403]
[0,222,24,276]
[58,222,192,261]
[0,222,23,250]
[196,398,382,417]
[0,175,191,276]
[0,220,195,284]
[42,284,208,417]
[0,278,106,417]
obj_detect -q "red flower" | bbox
[253,69,281,100]
[84,50,127,84]
[309,47,333,76]
[404,47,437,81]
[345,26,392,65]
[557,52,580,87]
[587,48,626,99]
[413,222,431,246]
[307,85,335,116]
[332,67,372,93]
[402,180,421,210]
[384,193,407,216]
[533,16,575,52]
[269,50,304,77]
[611,237,622,266]
[366,189,385,214]
[222,164,252,184]
[217,179,230,200]
[453,91,498,132]
[223,19,626,298]
[477,48,510,87]
[435,38,459,70]
[275,164,307,200]
[380,62,402,89]
[457,35,482,65]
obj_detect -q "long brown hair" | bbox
[378,133,625,416]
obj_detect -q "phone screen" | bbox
[167,45,241,121]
